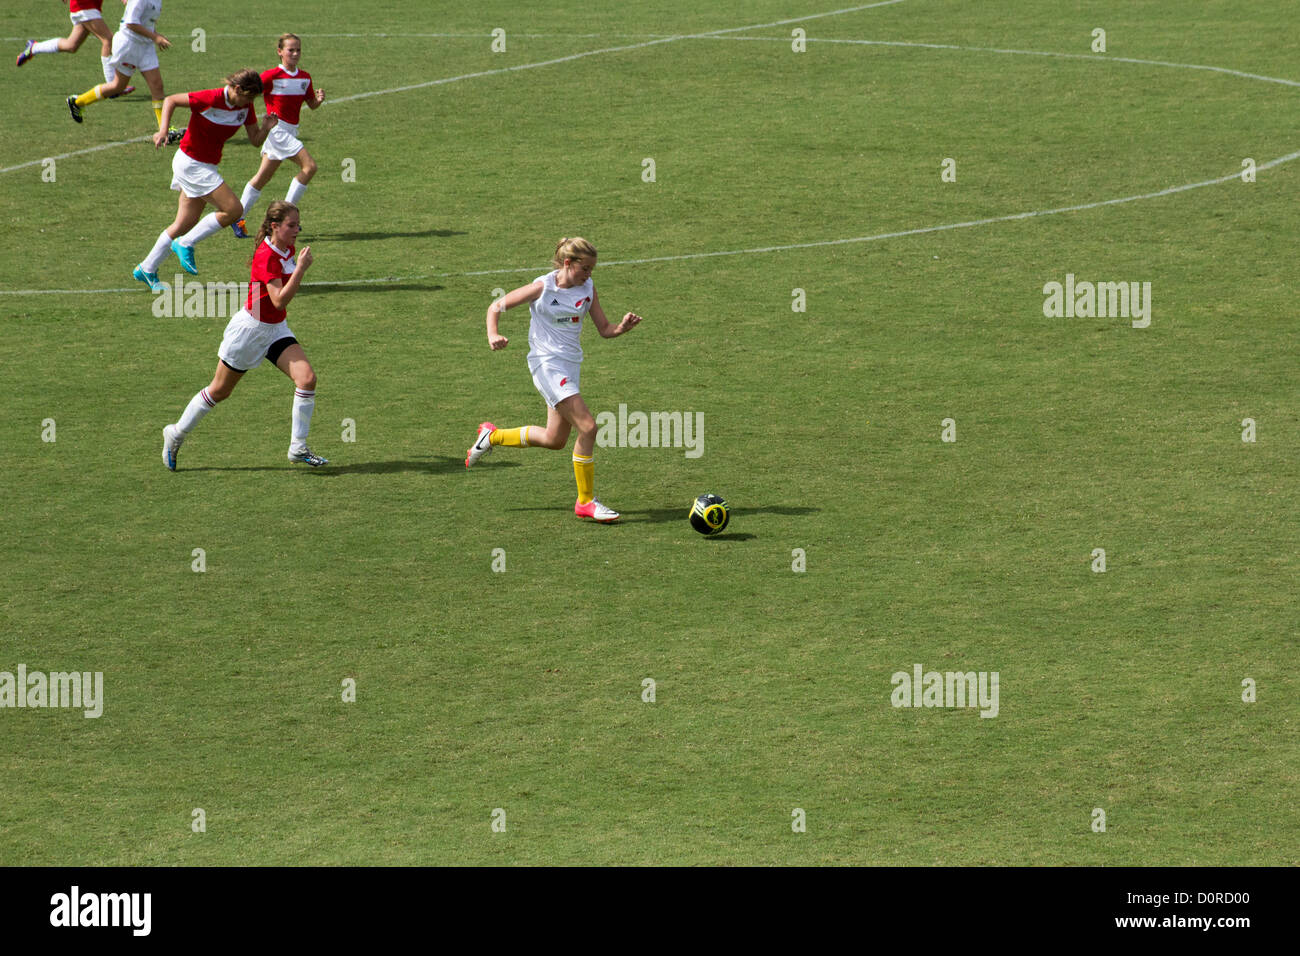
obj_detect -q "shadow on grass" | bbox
[305,229,468,241]
[297,283,446,295]
[185,456,517,476]
[502,503,815,538]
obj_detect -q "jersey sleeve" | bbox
[243,100,259,127]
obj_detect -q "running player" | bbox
[133,70,278,290]
[464,237,643,523]
[231,33,325,238]
[16,1,131,95]
[65,0,171,129]
[161,201,327,470]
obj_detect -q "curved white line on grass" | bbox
[328,2,907,105]
[714,35,1300,89]
[6,147,1296,295]
[0,2,905,171]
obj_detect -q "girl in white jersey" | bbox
[465,237,642,523]
[65,0,172,132]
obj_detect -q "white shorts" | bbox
[218,309,296,372]
[528,357,581,409]
[70,10,105,25]
[262,121,304,161]
[108,33,157,76]
[171,149,224,199]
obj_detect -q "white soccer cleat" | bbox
[162,424,183,471]
[574,499,620,523]
[288,446,328,467]
[465,421,496,468]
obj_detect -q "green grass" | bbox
[1,0,1296,865]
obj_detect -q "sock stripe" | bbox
[200,388,216,407]
[573,454,593,464]
[294,389,315,399]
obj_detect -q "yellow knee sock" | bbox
[490,426,530,447]
[573,454,594,504]
[152,100,164,130]
[74,85,103,107]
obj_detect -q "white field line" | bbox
[0,2,904,172]
[5,146,1297,296]
[6,29,1293,92]
[327,1,907,105]
[3,9,1297,295]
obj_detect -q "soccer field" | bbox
[1,0,1296,866]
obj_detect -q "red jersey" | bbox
[178,87,257,166]
[69,1,104,12]
[260,66,314,126]
[246,239,296,324]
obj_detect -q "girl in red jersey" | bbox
[16,2,125,92]
[133,69,278,290]
[161,201,327,470]
[464,237,643,523]
[232,33,325,237]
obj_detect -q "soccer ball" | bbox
[689,493,730,535]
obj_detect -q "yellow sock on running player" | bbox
[573,454,594,504]
[490,427,530,447]
[74,85,103,108]
[153,100,165,130]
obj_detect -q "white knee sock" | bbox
[142,230,174,272]
[179,213,223,247]
[285,178,308,206]
[291,388,315,447]
[32,39,61,55]
[240,183,262,218]
[177,388,218,434]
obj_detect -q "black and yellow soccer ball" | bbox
[689,493,730,535]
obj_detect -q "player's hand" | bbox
[314,89,325,105]
[618,312,642,334]
[297,246,313,270]
[488,333,508,350]
[155,34,171,51]
[152,127,168,149]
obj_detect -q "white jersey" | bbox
[526,270,594,365]
[117,0,161,49]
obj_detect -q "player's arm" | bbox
[152,92,189,147]
[246,107,277,148]
[265,247,314,310]
[589,288,642,338]
[126,7,170,49]
[486,281,543,350]
[306,82,325,109]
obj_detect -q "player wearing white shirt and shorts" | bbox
[65,0,171,130]
[464,237,643,523]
